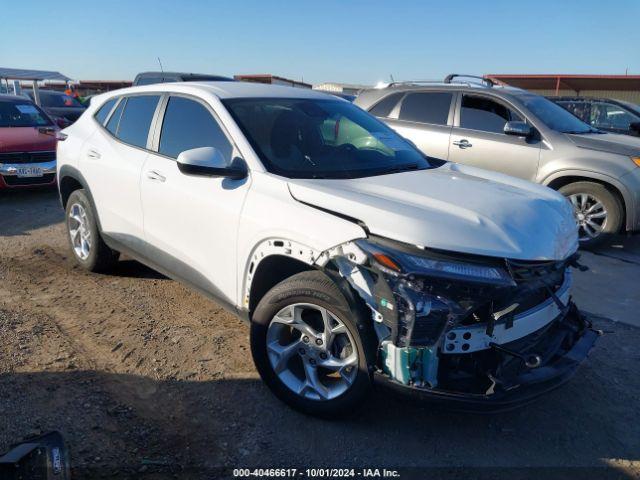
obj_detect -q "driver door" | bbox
[449,94,541,181]
[140,95,250,305]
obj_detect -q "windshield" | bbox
[519,94,597,134]
[0,100,53,127]
[223,98,434,179]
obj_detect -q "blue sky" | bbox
[3,0,639,85]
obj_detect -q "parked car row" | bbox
[0,94,59,190]
[355,75,640,247]
[55,80,599,416]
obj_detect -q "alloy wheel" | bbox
[568,193,608,242]
[266,303,358,401]
[68,203,92,260]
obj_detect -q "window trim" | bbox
[454,92,534,137]
[149,92,239,162]
[393,90,457,127]
[97,93,163,153]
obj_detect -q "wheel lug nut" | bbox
[309,359,316,366]
[315,338,323,346]
[319,352,327,360]
[302,336,309,343]
[298,348,306,355]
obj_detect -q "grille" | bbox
[0,151,56,164]
[506,259,566,284]
[3,173,55,186]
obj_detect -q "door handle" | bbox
[453,139,473,149]
[146,170,166,182]
[87,149,101,159]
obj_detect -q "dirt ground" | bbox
[1,188,639,479]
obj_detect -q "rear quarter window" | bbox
[368,92,404,118]
[94,98,117,125]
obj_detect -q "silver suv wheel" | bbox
[568,193,607,242]
[266,303,358,401]
[67,203,92,260]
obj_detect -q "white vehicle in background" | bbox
[56,81,597,416]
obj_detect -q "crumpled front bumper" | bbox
[373,306,599,413]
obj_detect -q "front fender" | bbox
[542,169,635,231]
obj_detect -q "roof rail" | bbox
[444,74,496,87]
[386,79,468,88]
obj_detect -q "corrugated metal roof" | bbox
[0,67,71,82]
[485,74,640,92]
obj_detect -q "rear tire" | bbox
[558,181,622,249]
[65,189,119,272]
[250,271,372,418]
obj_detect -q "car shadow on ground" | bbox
[0,187,62,236]
[592,234,640,265]
[1,365,637,479]
[105,259,168,280]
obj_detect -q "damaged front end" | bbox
[321,236,599,412]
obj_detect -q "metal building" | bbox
[485,74,640,103]
[234,74,311,89]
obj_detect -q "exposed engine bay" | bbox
[317,235,599,409]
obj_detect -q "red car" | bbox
[0,94,59,189]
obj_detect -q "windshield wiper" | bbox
[564,128,602,135]
[375,163,421,175]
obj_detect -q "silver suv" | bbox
[355,75,640,247]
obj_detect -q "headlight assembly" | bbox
[355,237,515,287]
[354,236,517,349]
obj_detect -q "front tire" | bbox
[65,189,119,272]
[559,181,622,249]
[250,271,372,417]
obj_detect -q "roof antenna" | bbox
[157,57,164,73]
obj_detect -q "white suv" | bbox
[57,82,597,416]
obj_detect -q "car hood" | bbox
[0,126,57,152]
[567,132,640,156]
[287,163,578,261]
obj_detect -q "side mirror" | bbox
[630,122,640,134]
[504,121,532,138]
[176,147,247,180]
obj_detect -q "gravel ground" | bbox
[1,188,639,479]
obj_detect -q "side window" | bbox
[369,92,404,118]
[460,95,523,134]
[591,102,640,130]
[159,96,233,160]
[94,98,117,125]
[398,92,453,125]
[115,95,160,148]
[106,99,125,135]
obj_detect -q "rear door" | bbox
[382,91,455,160]
[448,93,541,181]
[140,94,250,305]
[80,94,160,241]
